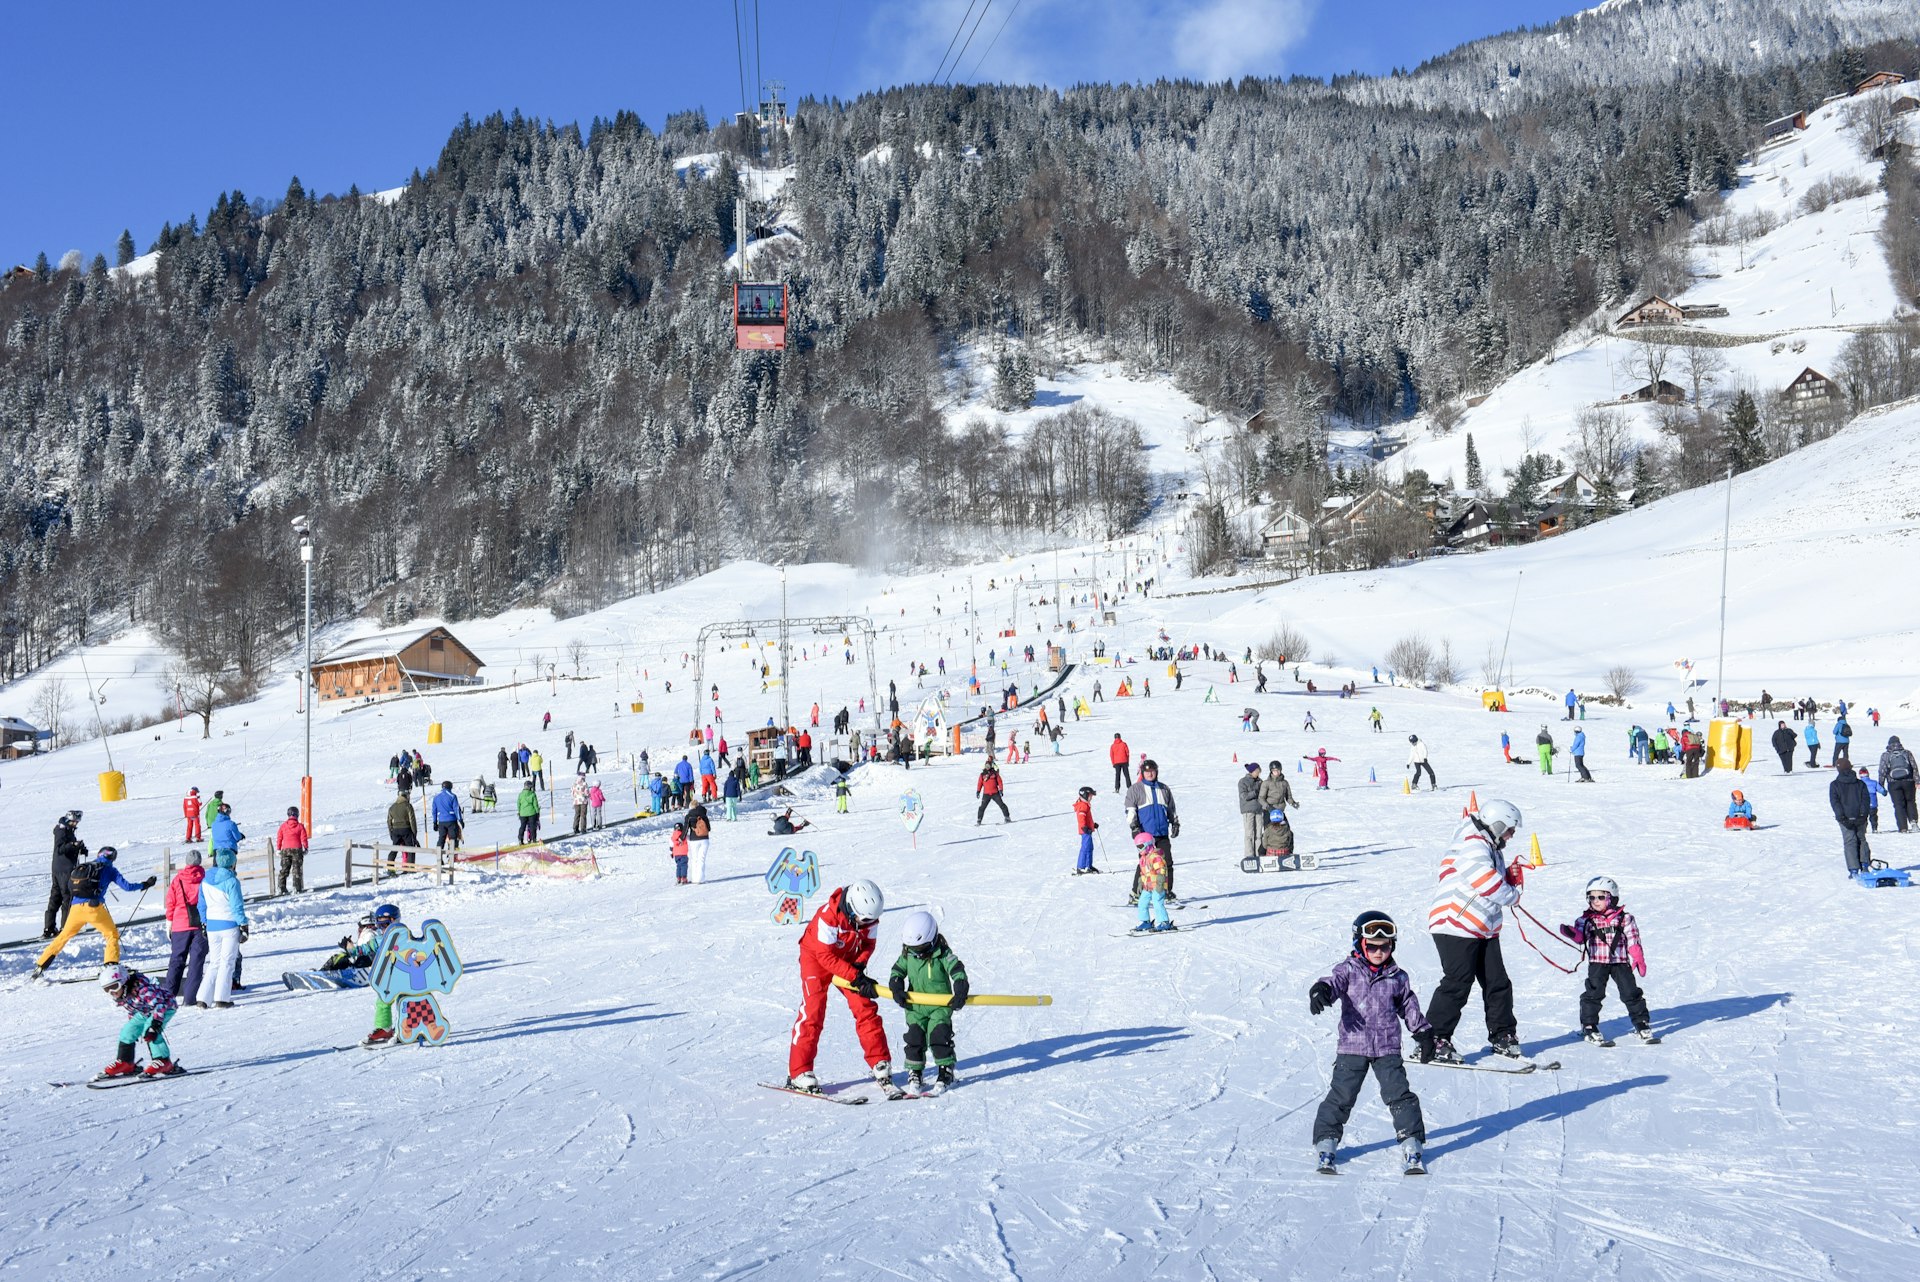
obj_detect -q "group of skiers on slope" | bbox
[1307,799,1657,1173]
[1831,737,1919,873]
[1768,704,1867,772]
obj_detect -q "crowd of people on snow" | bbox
[27,632,1915,1172]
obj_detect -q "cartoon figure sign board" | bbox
[765,847,821,899]
[370,920,465,1046]
[900,790,925,848]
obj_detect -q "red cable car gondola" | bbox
[734,282,788,351]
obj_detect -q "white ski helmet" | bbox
[843,879,884,923]
[900,909,939,948]
[1477,799,1523,843]
[99,963,128,990]
[1586,876,1620,901]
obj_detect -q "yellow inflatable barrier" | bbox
[1482,690,1508,711]
[1705,719,1751,772]
[833,976,1051,1006]
[97,770,127,802]
[427,721,443,744]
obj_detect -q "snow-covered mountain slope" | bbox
[1394,83,1916,489]
[3,386,1918,1276]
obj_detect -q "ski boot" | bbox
[785,1071,822,1095]
[1155,920,1178,932]
[210,1000,235,1010]
[361,1028,394,1048]
[1315,1144,1338,1176]
[930,1065,955,1097]
[1488,1034,1525,1059]
[31,965,46,981]
[99,1060,141,1081]
[1634,1027,1662,1044]
[1423,1037,1462,1065]
[145,1059,183,1077]
[1581,1027,1610,1047]
[1129,922,1155,936]
[872,1061,907,1101]
[902,1068,925,1098]
[1401,1139,1427,1176]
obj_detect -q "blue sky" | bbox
[0,1,1587,268]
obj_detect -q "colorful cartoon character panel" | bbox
[370,919,465,1045]
[900,790,926,834]
[765,847,821,898]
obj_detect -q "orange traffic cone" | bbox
[1462,790,1479,817]
[1232,753,1238,763]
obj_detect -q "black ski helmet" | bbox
[1077,786,1096,800]
[1351,910,1396,950]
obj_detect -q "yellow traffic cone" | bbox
[1401,777,1411,795]
[1529,833,1545,868]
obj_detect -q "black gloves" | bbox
[142,876,158,890]
[1169,818,1181,839]
[948,977,969,1013]
[143,1022,163,1042]
[339,937,353,950]
[890,977,909,1009]
[1309,980,1335,1015]
[239,926,251,944]
[1413,1031,1436,1061]
[852,973,878,1001]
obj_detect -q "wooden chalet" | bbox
[1259,504,1316,563]
[1680,303,1729,319]
[1616,295,1684,329]
[1894,95,1920,116]
[1761,111,1807,141]
[0,715,46,758]
[1542,471,1599,506]
[311,625,485,702]
[1854,71,1907,95]
[1441,498,1497,549]
[1782,366,1839,409]
[1317,488,1410,539]
[1624,379,1688,404]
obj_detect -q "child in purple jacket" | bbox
[1560,876,1657,1045]
[1307,910,1432,1175]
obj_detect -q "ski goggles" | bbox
[1586,892,1614,903]
[1357,920,1397,944]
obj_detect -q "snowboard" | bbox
[283,968,371,991]
[759,1082,868,1105]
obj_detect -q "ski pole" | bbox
[119,885,151,930]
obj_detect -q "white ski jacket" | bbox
[1428,823,1519,939]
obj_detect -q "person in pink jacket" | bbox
[1302,748,1341,790]
[275,807,310,895]
[163,852,207,1002]
[587,780,607,830]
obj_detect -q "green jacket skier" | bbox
[888,910,970,1095]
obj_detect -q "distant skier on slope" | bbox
[1303,748,1339,790]
[785,879,903,1099]
[1407,736,1437,791]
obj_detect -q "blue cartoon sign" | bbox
[370,919,465,1046]
[766,847,820,924]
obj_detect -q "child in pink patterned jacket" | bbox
[1560,876,1657,1045]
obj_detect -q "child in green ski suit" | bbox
[888,910,970,1096]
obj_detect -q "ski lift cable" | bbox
[730,0,753,123]
[944,0,995,87]
[932,0,984,85]
[965,0,1021,82]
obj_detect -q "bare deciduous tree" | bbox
[567,638,589,678]
[1606,665,1645,700]
[1260,623,1311,664]
[30,676,72,746]
[1571,409,1633,481]
[1432,638,1461,686]
[1386,633,1435,684]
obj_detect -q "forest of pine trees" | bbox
[1,0,1916,686]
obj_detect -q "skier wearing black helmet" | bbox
[1307,911,1432,1175]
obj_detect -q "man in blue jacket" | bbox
[1571,728,1592,782]
[1564,689,1577,721]
[431,781,464,850]
[209,803,245,861]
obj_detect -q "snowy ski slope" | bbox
[3,395,1919,1277]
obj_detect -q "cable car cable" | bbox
[931,0,983,85]
[965,0,1021,82]
[944,1,995,86]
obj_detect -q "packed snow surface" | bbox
[4,396,1919,1276]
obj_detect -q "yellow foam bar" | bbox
[831,976,1051,1006]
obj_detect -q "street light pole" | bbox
[295,518,314,829]
[779,561,790,730]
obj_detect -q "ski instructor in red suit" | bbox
[785,879,903,1098]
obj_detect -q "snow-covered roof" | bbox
[0,716,43,734]
[313,624,482,668]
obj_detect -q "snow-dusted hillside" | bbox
[1394,82,1916,489]
[3,384,1919,1276]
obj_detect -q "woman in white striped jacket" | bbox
[1421,801,1526,1063]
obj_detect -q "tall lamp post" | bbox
[293,516,314,828]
